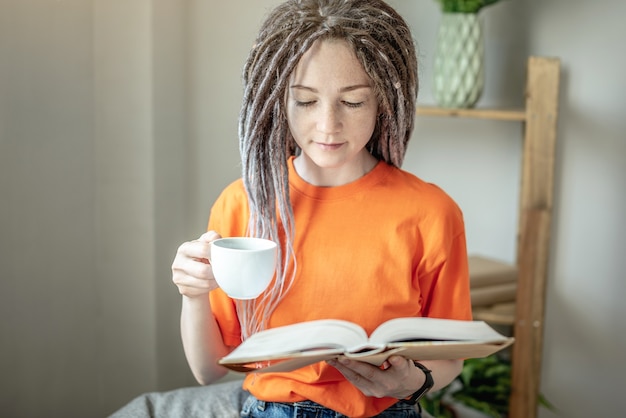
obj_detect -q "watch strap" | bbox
[400,361,434,405]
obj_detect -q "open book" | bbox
[218,317,514,373]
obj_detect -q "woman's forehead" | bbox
[290,39,371,88]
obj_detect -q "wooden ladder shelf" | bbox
[417,56,561,418]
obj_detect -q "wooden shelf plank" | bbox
[473,302,516,326]
[509,56,561,418]
[417,106,526,121]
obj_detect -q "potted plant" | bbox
[432,0,504,108]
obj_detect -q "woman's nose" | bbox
[316,105,342,134]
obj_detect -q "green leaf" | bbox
[421,391,455,418]
[449,355,556,417]
[436,0,503,14]
[539,393,559,413]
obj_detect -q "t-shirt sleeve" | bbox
[417,197,473,321]
[206,179,250,347]
[207,179,249,237]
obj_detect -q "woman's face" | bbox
[286,38,379,186]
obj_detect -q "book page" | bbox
[369,317,509,345]
[384,339,515,361]
[221,319,368,363]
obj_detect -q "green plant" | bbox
[421,389,456,418]
[422,355,556,418]
[451,356,511,417]
[436,0,502,13]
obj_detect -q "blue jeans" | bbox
[240,395,422,418]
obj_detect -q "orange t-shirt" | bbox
[208,157,472,417]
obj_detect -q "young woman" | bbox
[172,1,472,416]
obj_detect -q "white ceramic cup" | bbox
[210,237,277,299]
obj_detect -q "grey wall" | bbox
[0,1,186,415]
[1,0,624,417]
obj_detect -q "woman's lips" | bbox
[316,142,344,151]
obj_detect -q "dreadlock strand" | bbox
[234,0,419,339]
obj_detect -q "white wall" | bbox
[397,1,626,417]
[526,1,626,416]
[398,1,626,416]
[1,0,624,417]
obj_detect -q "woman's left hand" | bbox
[326,355,424,400]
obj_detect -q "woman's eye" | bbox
[344,101,364,108]
[295,100,315,107]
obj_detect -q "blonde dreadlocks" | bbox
[237,0,418,339]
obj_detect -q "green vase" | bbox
[433,13,484,108]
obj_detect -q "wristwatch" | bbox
[400,361,434,405]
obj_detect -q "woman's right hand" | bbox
[174,230,232,384]
[172,231,222,298]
